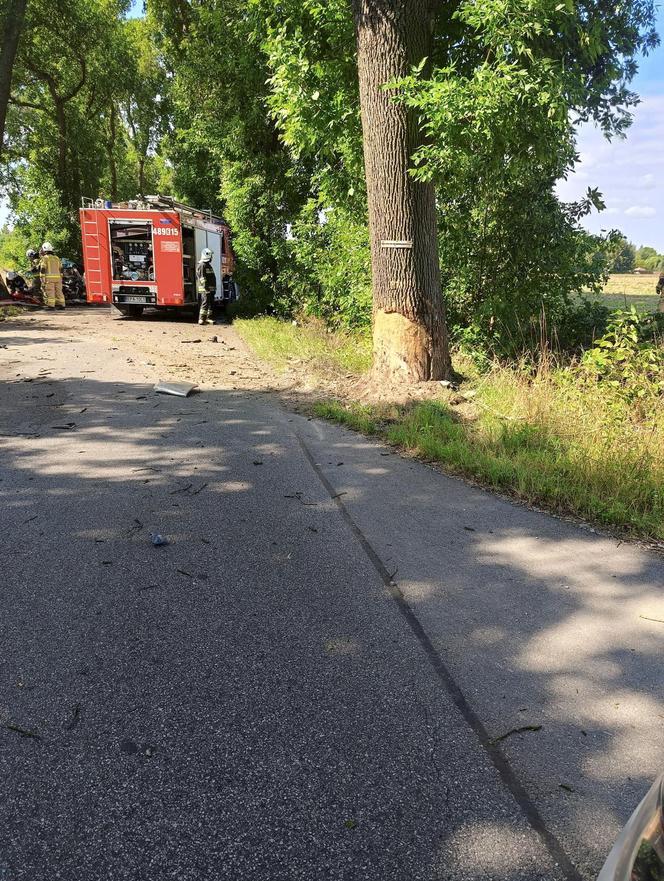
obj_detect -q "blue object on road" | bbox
[150,533,169,547]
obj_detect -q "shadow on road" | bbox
[0,318,662,880]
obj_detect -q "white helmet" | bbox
[200,248,213,262]
[41,241,54,253]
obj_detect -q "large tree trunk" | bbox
[0,0,28,158]
[107,104,118,201]
[352,0,451,382]
[138,154,146,195]
[53,97,68,196]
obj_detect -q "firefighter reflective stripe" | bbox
[40,254,62,278]
[196,261,216,294]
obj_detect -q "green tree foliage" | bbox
[123,16,171,196]
[1,0,168,256]
[258,0,370,324]
[0,223,30,268]
[608,236,637,273]
[635,245,663,271]
[4,0,129,246]
[391,0,656,349]
[150,0,309,309]
[0,0,658,361]
[252,0,656,344]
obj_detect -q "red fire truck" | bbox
[80,195,238,317]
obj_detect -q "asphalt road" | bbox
[1,310,663,881]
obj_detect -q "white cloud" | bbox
[555,92,664,248]
[624,205,656,218]
[635,173,656,188]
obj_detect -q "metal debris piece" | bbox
[154,380,197,397]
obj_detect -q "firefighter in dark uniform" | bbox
[26,249,41,300]
[196,247,216,325]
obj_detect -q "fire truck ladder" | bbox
[81,200,104,296]
[144,194,225,225]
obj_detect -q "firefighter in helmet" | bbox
[196,247,216,325]
[26,248,41,300]
[39,241,65,310]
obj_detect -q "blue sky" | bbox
[556,6,664,250]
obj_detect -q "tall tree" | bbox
[0,0,27,157]
[123,17,168,195]
[352,0,451,382]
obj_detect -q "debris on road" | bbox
[490,724,543,744]
[150,533,170,547]
[284,491,317,506]
[127,518,143,535]
[4,722,42,741]
[170,483,193,495]
[180,339,202,345]
[154,380,197,397]
[65,704,81,731]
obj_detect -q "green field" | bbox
[597,273,661,312]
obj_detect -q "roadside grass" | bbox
[234,316,372,377]
[237,313,664,541]
[315,376,664,541]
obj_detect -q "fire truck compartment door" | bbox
[194,228,222,300]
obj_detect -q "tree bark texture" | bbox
[138,155,145,195]
[352,0,451,381]
[107,104,118,201]
[0,0,27,158]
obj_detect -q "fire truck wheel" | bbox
[116,305,144,318]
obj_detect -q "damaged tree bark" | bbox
[0,0,27,158]
[352,0,451,382]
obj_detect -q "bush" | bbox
[580,307,664,403]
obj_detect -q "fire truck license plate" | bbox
[124,296,146,304]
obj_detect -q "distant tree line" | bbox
[604,236,664,273]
